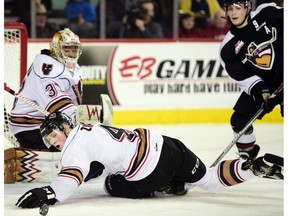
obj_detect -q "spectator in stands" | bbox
[202,10,230,40]
[153,0,174,37]
[65,0,97,38]
[167,12,204,38]
[119,0,164,38]
[36,3,61,38]
[179,0,222,29]
[106,0,127,38]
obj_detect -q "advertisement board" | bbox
[27,41,282,124]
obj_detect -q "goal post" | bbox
[4,22,28,85]
[4,22,28,148]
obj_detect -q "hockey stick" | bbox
[210,83,284,167]
[4,82,50,116]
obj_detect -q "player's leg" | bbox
[104,135,206,198]
[104,174,151,198]
[148,136,207,195]
[190,159,254,192]
[190,154,283,192]
[231,92,261,159]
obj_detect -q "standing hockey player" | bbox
[8,28,112,151]
[15,112,283,208]
[219,1,283,159]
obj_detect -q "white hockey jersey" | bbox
[50,124,164,202]
[9,51,83,135]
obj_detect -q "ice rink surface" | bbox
[4,123,284,216]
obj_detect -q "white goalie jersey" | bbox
[9,50,83,135]
[50,124,163,202]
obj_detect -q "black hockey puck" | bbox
[39,203,49,216]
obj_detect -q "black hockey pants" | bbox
[104,135,206,198]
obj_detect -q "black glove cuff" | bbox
[41,186,56,200]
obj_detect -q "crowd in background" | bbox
[4,0,283,39]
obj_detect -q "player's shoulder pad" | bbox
[74,64,83,75]
[219,31,235,59]
[32,52,65,78]
[41,49,50,55]
[251,2,280,19]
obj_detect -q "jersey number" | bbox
[45,83,57,97]
[80,124,137,142]
[101,125,137,142]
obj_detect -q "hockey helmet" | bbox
[50,28,82,72]
[223,0,252,13]
[40,111,75,147]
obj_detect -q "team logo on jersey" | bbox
[42,63,53,75]
[235,40,244,54]
[242,27,277,70]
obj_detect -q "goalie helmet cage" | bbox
[4,22,28,148]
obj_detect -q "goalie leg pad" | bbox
[4,148,16,183]
[76,94,113,125]
[4,148,61,183]
[100,94,113,126]
[76,105,101,125]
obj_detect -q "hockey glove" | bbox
[251,82,274,113]
[16,186,57,208]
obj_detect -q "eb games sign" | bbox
[118,55,227,80]
[108,43,233,107]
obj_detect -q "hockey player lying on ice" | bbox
[16,112,283,208]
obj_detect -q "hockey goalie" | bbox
[4,28,113,183]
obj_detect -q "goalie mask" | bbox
[50,28,82,72]
[40,111,75,148]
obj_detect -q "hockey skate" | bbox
[242,153,284,180]
[237,144,260,160]
[156,181,188,195]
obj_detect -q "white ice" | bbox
[4,123,284,216]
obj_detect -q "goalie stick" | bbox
[210,83,284,167]
[4,82,50,116]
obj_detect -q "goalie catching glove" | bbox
[16,186,57,208]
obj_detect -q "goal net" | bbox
[4,22,28,148]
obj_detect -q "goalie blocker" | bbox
[4,94,113,184]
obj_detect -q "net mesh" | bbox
[4,23,28,148]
